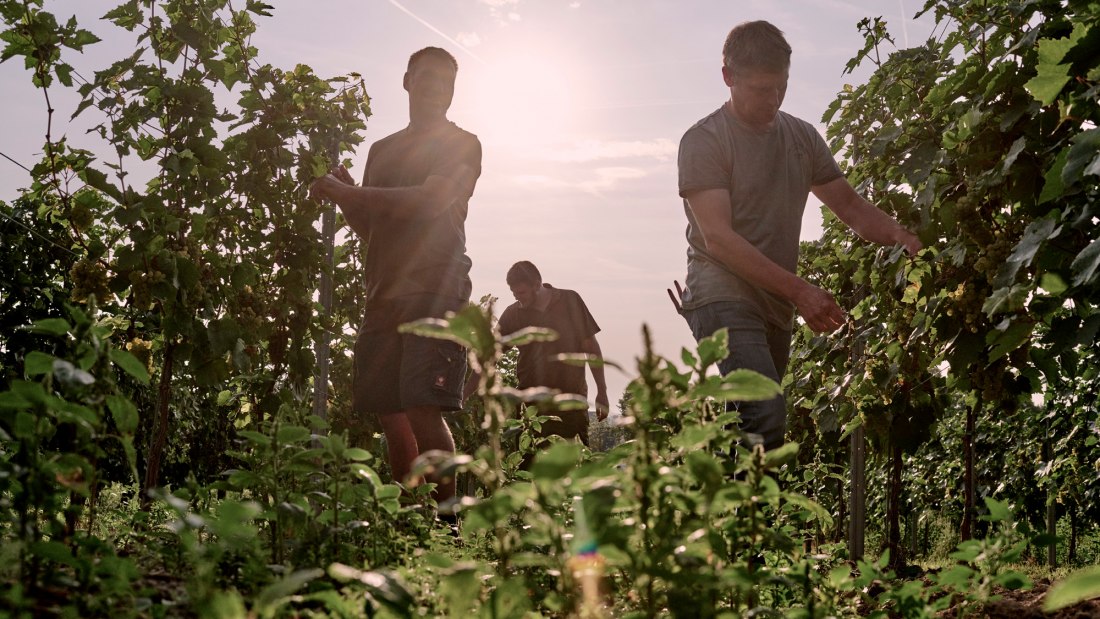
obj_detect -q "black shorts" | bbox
[537,408,590,447]
[352,295,467,416]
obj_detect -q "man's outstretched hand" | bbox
[793,282,847,334]
[329,165,355,185]
[595,390,610,421]
[897,228,923,256]
[309,166,355,202]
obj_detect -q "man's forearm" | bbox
[325,182,433,221]
[703,227,848,332]
[705,226,811,305]
[581,337,608,390]
[813,178,921,255]
[590,363,607,395]
[847,198,916,248]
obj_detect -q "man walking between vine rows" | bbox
[676,21,921,452]
[310,47,481,508]
[496,261,609,447]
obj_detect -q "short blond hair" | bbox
[506,261,542,286]
[408,46,458,72]
[723,21,791,74]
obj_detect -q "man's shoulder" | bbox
[550,287,591,313]
[682,106,727,139]
[497,301,524,326]
[371,128,407,149]
[447,122,480,143]
[372,123,480,147]
[554,287,583,302]
[438,124,482,166]
[501,303,530,336]
[431,122,481,151]
[776,110,821,137]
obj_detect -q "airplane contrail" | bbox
[898,0,910,47]
[387,0,487,65]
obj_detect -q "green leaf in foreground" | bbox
[254,568,324,614]
[690,369,782,402]
[530,441,581,481]
[1044,565,1100,612]
[1071,238,1100,287]
[109,348,150,384]
[328,563,415,613]
[25,351,54,377]
[29,317,72,337]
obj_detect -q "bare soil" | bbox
[978,579,1100,619]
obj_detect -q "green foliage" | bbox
[827,499,1036,618]
[217,403,432,569]
[1,0,371,611]
[403,305,853,616]
[3,0,1100,615]
[2,0,372,495]
[788,0,1100,570]
[1045,565,1100,612]
[0,304,143,614]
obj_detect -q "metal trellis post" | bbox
[849,424,866,562]
[313,207,336,426]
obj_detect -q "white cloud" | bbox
[512,174,563,188]
[455,31,482,47]
[512,166,648,195]
[569,1,581,7]
[581,167,646,193]
[478,0,522,25]
[544,138,678,163]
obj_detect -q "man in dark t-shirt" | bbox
[677,21,921,451]
[496,261,608,446]
[310,47,481,506]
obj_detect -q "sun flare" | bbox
[461,47,583,151]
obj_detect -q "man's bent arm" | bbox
[314,166,477,225]
[581,335,610,420]
[685,188,846,333]
[812,177,922,255]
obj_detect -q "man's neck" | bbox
[408,108,449,132]
[725,99,776,132]
[532,285,552,311]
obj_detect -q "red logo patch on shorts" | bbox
[434,375,446,388]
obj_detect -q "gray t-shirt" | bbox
[497,285,600,398]
[361,121,482,304]
[678,106,842,327]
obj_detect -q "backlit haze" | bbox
[0,1,936,412]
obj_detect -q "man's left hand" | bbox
[330,165,355,185]
[595,391,610,421]
[897,228,923,256]
[309,174,339,202]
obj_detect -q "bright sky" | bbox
[0,0,936,410]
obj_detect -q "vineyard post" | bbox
[848,424,866,561]
[908,511,918,558]
[962,397,977,540]
[312,206,336,427]
[846,291,867,562]
[1044,440,1056,568]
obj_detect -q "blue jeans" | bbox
[684,301,791,451]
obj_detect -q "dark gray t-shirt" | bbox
[361,121,482,304]
[497,285,600,398]
[678,106,842,327]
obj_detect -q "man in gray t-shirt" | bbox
[678,21,922,451]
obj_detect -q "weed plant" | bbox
[0,304,1094,616]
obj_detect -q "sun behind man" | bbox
[309,47,482,506]
[497,261,609,446]
[677,21,922,452]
